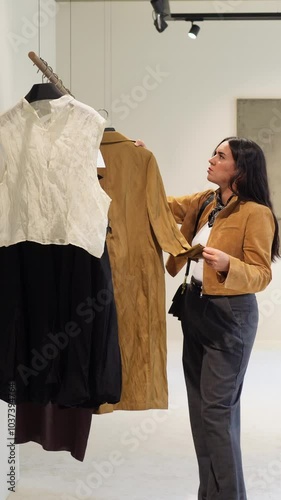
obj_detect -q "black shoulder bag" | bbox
[168,193,214,321]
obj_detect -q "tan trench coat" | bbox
[98,131,190,410]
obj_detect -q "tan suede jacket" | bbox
[166,189,275,295]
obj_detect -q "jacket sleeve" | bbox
[167,190,215,225]
[167,195,191,224]
[166,190,215,276]
[219,206,275,293]
[146,153,192,257]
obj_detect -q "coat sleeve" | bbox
[166,195,191,224]
[167,190,215,226]
[165,190,215,276]
[219,205,275,293]
[146,153,192,257]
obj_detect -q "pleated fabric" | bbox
[0,242,121,408]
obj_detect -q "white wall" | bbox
[56,0,281,344]
[0,0,57,111]
[0,1,57,498]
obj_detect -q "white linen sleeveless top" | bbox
[0,95,111,258]
[191,222,212,282]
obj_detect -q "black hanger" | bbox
[25,83,64,103]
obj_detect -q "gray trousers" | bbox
[181,284,258,500]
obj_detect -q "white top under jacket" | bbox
[0,95,111,258]
[191,222,212,282]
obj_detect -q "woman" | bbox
[166,137,280,500]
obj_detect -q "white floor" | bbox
[8,334,281,500]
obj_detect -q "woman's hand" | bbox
[134,140,146,148]
[202,247,230,272]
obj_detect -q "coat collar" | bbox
[101,130,135,145]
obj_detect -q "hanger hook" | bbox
[98,108,109,120]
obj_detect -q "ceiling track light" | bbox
[150,0,170,33]
[151,1,281,34]
[188,22,200,40]
[152,11,168,33]
[170,13,281,22]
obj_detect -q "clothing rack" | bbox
[28,51,74,97]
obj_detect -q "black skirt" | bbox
[0,242,121,408]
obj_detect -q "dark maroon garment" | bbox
[15,402,93,462]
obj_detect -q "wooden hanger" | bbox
[26,51,74,102]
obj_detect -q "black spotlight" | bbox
[188,22,200,39]
[151,0,170,33]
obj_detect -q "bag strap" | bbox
[180,193,215,293]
